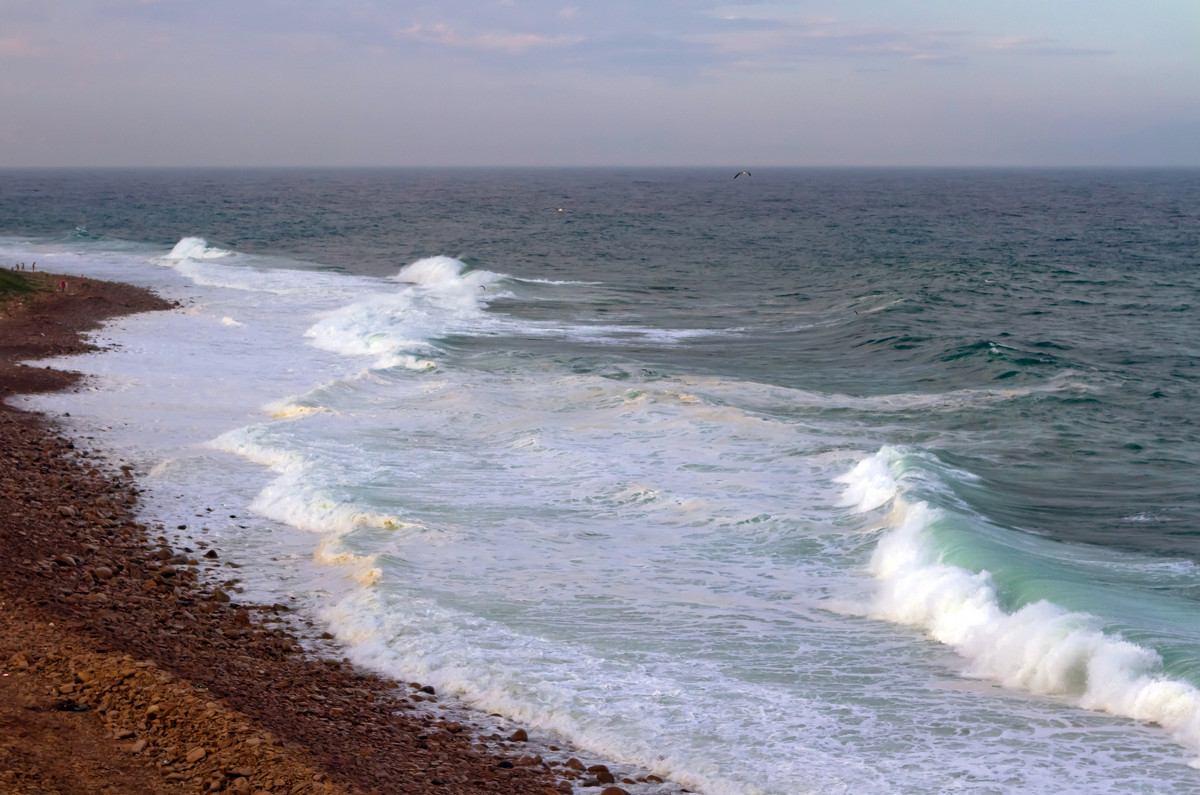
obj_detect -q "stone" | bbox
[187,746,208,763]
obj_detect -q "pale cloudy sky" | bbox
[2,1,1197,167]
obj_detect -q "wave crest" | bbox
[841,446,1200,759]
[164,236,231,261]
[391,256,503,289]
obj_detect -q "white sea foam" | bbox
[253,472,408,535]
[158,237,370,301]
[842,446,1200,760]
[322,588,783,795]
[374,353,436,371]
[391,255,504,288]
[305,295,433,360]
[304,256,512,366]
[208,427,408,536]
[263,400,333,419]
[164,236,230,260]
[170,253,320,296]
[836,452,899,512]
[314,537,381,586]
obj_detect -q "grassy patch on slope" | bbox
[0,270,52,307]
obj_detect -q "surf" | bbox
[839,445,1200,763]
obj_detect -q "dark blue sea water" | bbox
[3,168,1200,793]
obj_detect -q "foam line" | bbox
[208,427,408,536]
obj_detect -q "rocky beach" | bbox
[0,270,664,795]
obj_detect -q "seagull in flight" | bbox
[734,170,751,179]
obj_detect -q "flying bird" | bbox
[734,171,751,179]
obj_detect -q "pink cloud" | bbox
[396,22,582,54]
[0,36,42,58]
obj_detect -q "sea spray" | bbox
[164,236,230,261]
[390,255,503,288]
[304,256,507,366]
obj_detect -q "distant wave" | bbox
[306,256,504,367]
[163,236,232,261]
[390,255,504,289]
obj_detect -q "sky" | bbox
[1,1,1198,167]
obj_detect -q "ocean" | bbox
[2,167,1199,793]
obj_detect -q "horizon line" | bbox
[3,163,1199,171]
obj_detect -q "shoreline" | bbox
[0,271,670,794]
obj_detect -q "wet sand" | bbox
[0,271,660,794]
